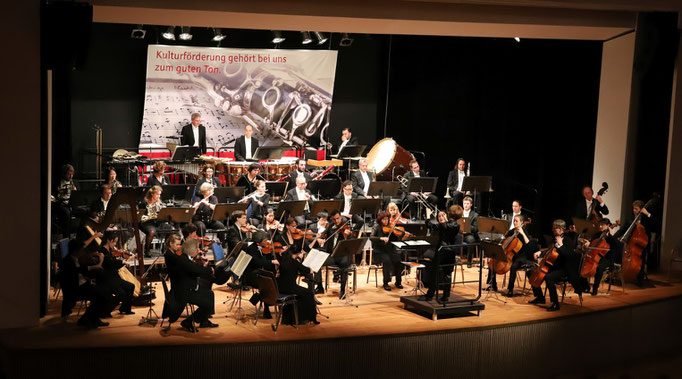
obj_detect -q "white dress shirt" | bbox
[463,209,471,218]
[343,194,352,215]
[361,171,370,195]
[192,125,200,147]
[457,170,465,191]
[510,212,520,229]
[245,137,252,159]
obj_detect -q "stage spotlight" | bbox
[212,28,226,42]
[179,26,192,41]
[162,26,176,40]
[272,31,286,43]
[514,37,521,42]
[314,31,328,45]
[340,33,353,47]
[131,25,146,39]
[301,31,313,45]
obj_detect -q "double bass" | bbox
[620,200,652,281]
[579,221,619,278]
[587,182,609,223]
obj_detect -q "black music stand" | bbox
[335,145,367,159]
[212,203,249,222]
[330,237,367,306]
[265,181,289,199]
[306,178,339,200]
[68,189,100,208]
[406,177,438,194]
[572,217,600,240]
[172,146,200,161]
[214,187,245,203]
[349,198,382,224]
[252,146,287,160]
[461,176,492,214]
[311,200,343,216]
[480,241,508,303]
[275,200,307,220]
[477,217,509,242]
[156,208,193,225]
[161,184,190,203]
[367,181,400,199]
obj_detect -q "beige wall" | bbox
[0,2,40,328]
[661,31,682,272]
[592,32,636,224]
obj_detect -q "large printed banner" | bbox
[140,45,338,153]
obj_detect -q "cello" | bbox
[489,217,530,275]
[529,246,560,287]
[579,221,619,278]
[620,199,652,281]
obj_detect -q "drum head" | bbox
[366,138,397,174]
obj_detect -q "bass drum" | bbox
[312,173,342,200]
[366,138,414,180]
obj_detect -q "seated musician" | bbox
[60,238,113,329]
[54,164,77,235]
[104,167,122,194]
[588,218,622,295]
[272,217,303,257]
[372,211,409,291]
[277,245,320,325]
[284,176,316,226]
[335,180,364,231]
[226,210,255,253]
[163,235,218,331]
[244,231,279,319]
[263,208,282,233]
[311,212,329,235]
[235,163,264,195]
[446,158,467,207]
[147,161,169,187]
[461,196,479,268]
[499,215,537,297]
[575,185,609,221]
[191,183,227,246]
[239,180,270,226]
[420,207,461,302]
[327,127,358,155]
[528,219,585,312]
[314,209,353,299]
[98,231,135,315]
[387,202,407,225]
[139,185,166,256]
[234,124,259,161]
[90,184,113,219]
[194,164,222,199]
[401,160,438,221]
[289,159,312,188]
[616,200,656,287]
[351,158,375,198]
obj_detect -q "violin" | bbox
[291,228,319,240]
[240,224,258,234]
[390,215,408,225]
[262,240,284,255]
[112,248,132,260]
[382,224,411,238]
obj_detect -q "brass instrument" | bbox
[396,175,438,215]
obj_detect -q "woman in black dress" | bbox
[277,245,319,325]
[147,161,170,187]
[194,164,222,199]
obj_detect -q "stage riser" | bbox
[4,296,681,379]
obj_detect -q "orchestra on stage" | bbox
[52,120,661,331]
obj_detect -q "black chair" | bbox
[159,274,196,332]
[255,274,298,331]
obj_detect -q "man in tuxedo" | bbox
[446,158,467,207]
[243,231,278,318]
[284,176,315,226]
[401,160,438,220]
[234,124,259,161]
[335,180,364,231]
[90,184,112,218]
[226,210,250,253]
[574,185,609,221]
[289,159,312,188]
[507,200,528,230]
[180,113,207,154]
[351,158,375,198]
[319,210,353,299]
[461,196,479,267]
[328,127,359,155]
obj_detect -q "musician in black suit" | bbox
[191,183,226,245]
[335,180,364,231]
[327,127,359,155]
[499,214,537,297]
[233,124,259,161]
[98,231,135,315]
[193,165,222,199]
[461,196,479,268]
[616,200,657,286]
[146,161,170,187]
[235,163,264,195]
[277,247,320,325]
[420,208,461,302]
[351,158,375,198]
[239,180,271,226]
[574,185,609,221]
[90,184,113,218]
[318,210,353,299]
[289,159,313,188]
[243,231,279,318]
[401,160,438,220]
[528,219,585,312]
[180,113,207,155]
[163,235,217,331]
[284,175,316,226]
[372,211,407,291]
[589,218,622,295]
[446,158,467,207]
[506,200,530,230]
[226,211,253,253]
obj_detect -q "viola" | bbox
[382,225,410,238]
[262,240,284,255]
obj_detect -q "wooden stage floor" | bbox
[3,268,682,350]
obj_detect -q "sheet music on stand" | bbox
[302,248,330,273]
[231,251,252,279]
[403,240,431,246]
